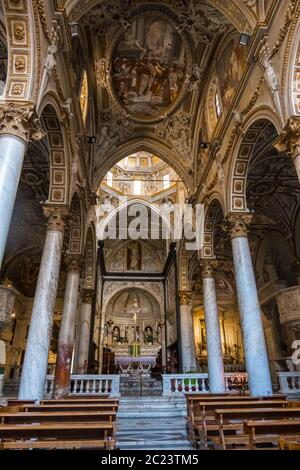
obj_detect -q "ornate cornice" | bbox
[270,0,298,59]
[226,213,253,239]
[178,291,192,306]
[81,289,95,305]
[274,116,300,161]
[200,259,218,279]
[43,205,69,233]
[0,103,45,143]
[64,254,83,273]
[36,0,51,42]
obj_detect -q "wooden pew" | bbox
[0,421,115,441]
[40,398,118,405]
[244,419,300,450]
[21,403,118,413]
[6,400,36,406]
[0,438,116,450]
[0,410,117,424]
[187,400,288,448]
[215,408,300,450]
[279,438,300,450]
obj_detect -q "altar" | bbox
[113,343,160,376]
[115,355,157,375]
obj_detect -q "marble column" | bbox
[228,213,273,396]
[19,206,68,400]
[76,289,94,374]
[201,260,226,393]
[274,116,300,183]
[178,292,196,372]
[53,255,82,399]
[0,103,44,269]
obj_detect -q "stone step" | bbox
[117,396,186,418]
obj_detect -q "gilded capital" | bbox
[43,205,69,233]
[0,103,45,143]
[274,116,300,162]
[64,254,83,273]
[200,259,218,278]
[81,289,95,304]
[178,291,192,306]
[226,213,253,239]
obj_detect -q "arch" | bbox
[83,224,96,289]
[0,0,40,101]
[40,101,70,206]
[102,285,162,316]
[66,0,256,32]
[97,198,174,241]
[227,116,279,213]
[94,139,191,193]
[201,197,224,259]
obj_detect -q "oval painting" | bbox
[111,14,187,121]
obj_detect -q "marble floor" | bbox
[116,417,194,450]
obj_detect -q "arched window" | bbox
[215,91,222,118]
[133,179,142,195]
[163,173,170,189]
[106,171,113,187]
[80,70,88,123]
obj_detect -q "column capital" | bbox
[200,259,218,278]
[64,254,83,273]
[226,213,253,239]
[178,291,192,306]
[43,205,69,233]
[0,103,45,143]
[81,289,95,304]
[274,116,300,162]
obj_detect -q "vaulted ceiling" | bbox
[66,0,255,191]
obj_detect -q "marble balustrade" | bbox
[45,374,120,397]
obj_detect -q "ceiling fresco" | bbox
[111,13,187,121]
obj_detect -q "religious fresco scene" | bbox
[1,0,300,455]
[112,14,187,120]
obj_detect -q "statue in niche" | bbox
[263,250,280,283]
[127,242,141,271]
[112,325,120,342]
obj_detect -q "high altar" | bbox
[113,343,161,375]
[104,307,163,375]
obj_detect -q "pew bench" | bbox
[187,400,289,448]
[0,438,115,450]
[212,408,300,450]
[21,404,119,413]
[0,421,115,441]
[279,438,300,450]
[244,419,300,450]
[40,397,118,405]
[0,410,117,424]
